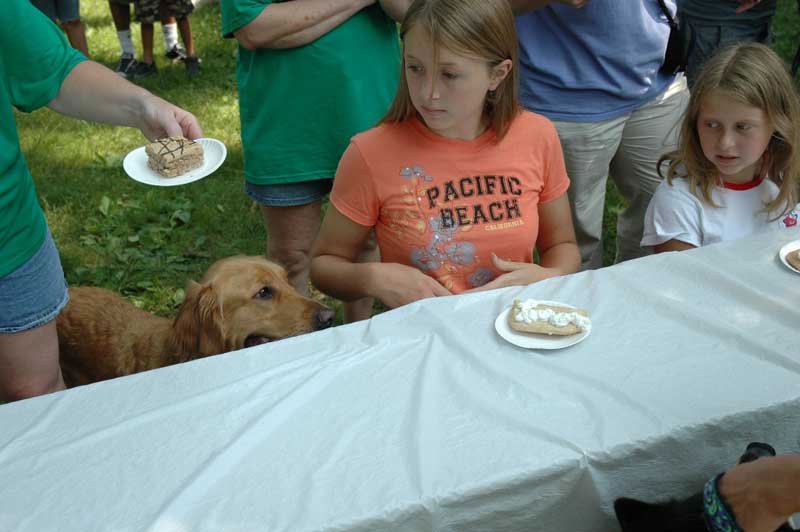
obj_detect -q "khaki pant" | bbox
[553,75,689,269]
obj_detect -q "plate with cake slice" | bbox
[123,137,226,186]
[495,298,591,350]
[779,239,800,274]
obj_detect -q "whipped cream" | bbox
[512,299,591,331]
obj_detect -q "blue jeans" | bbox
[0,229,69,333]
[30,0,81,22]
[680,15,773,87]
[245,179,333,207]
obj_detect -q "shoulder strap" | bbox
[656,0,677,27]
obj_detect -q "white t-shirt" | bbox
[642,177,800,248]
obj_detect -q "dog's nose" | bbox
[314,309,335,330]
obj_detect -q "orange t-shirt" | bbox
[331,110,570,293]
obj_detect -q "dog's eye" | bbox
[256,287,273,300]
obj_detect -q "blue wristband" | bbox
[703,473,745,532]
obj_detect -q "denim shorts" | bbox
[0,230,69,333]
[30,0,81,22]
[245,179,333,207]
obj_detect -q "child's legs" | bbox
[176,17,195,57]
[160,13,177,25]
[164,0,196,56]
[57,0,90,58]
[0,230,69,402]
[158,8,178,53]
[30,0,89,57]
[61,20,89,57]
[133,0,159,62]
[552,118,626,270]
[108,0,132,31]
[140,23,155,63]
[609,76,689,264]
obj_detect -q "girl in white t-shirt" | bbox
[642,43,800,253]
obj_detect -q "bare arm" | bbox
[719,455,800,532]
[378,0,412,22]
[653,239,696,254]
[233,0,374,50]
[310,206,451,308]
[535,193,581,273]
[735,0,762,14]
[48,61,202,141]
[464,193,580,293]
[508,0,591,16]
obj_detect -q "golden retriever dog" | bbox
[57,255,335,386]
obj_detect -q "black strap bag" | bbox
[657,0,686,75]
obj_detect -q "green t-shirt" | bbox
[677,0,776,25]
[220,1,400,185]
[1,0,85,277]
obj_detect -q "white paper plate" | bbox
[495,300,591,350]
[779,239,800,274]
[123,138,226,186]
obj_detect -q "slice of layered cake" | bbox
[146,136,204,178]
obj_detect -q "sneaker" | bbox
[114,55,138,79]
[132,61,157,80]
[185,56,201,78]
[165,43,187,63]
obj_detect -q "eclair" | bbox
[508,298,591,336]
[787,249,800,272]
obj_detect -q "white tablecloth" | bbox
[2,228,799,532]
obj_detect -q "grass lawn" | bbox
[17,0,800,321]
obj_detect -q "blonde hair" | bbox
[381,0,520,140]
[659,42,800,218]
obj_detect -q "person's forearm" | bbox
[770,458,800,519]
[378,0,412,22]
[538,242,581,277]
[47,61,152,130]
[234,0,370,50]
[720,455,800,530]
[310,256,375,302]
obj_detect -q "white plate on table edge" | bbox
[123,138,226,187]
[495,300,591,350]
[779,239,800,274]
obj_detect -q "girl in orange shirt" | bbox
[311,0,580,312]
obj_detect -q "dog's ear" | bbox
[173,280,226,362]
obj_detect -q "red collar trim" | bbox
[722,174,766,191]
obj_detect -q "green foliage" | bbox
[70,193,209,314]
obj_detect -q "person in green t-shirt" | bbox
[0,0,202,403]
[220,0,408,323]
[678,0,777,86]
